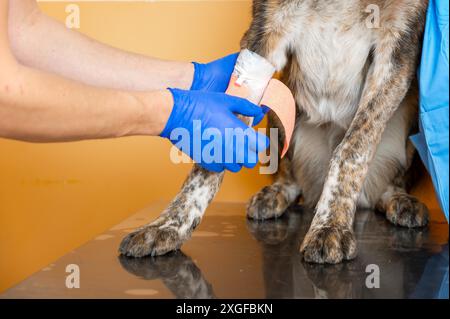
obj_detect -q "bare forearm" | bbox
[0,64,172,142]
[8,1,194,91]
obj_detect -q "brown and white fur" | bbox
[120,0,429,264]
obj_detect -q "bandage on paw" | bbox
[225,49,296,158]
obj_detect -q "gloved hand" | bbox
[160,88,270,173]
[190,53,238,92]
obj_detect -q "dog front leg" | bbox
[300,21,424,264]
[120,166,224,257]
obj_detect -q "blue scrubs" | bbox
[411,0,449,222]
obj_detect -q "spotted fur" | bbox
[120,166,224,257]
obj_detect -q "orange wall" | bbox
[0,0,270,292]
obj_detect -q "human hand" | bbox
[160,88,269,173]
[190,53,238,92]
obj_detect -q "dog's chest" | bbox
[284,4,375,127]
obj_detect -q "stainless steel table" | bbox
[2,201,448,299]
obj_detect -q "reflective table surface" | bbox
[2,202,448,299]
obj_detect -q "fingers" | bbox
[200,162,224,173]
[224,163,243,173]
[245,129,270,153]
[200,163,242,173]
[223,96,270,128]
[195,131,269,173]
[199,129,267,173]
[252,105,271,126]
[224,95,265,118]
[245,130,269,170]
[219,52,239,68]
[231,125,269,170]
[244,157,258,169]
[194,52,239,92]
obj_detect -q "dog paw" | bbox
[119,224,184,258]
[300,225,357,264]
[247,185,289,220]
[385,194,429,228]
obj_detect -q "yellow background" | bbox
[0,1,444,293]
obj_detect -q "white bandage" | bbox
[232,49,276,103]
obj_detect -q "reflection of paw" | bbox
[300,226,357,264]
[119,251,216,299]
[247,185,289,220]
[385,194,429,228]
[119,224,184,257]
[388,227,426,252]
[118,251,194,279]
[246,218,290,245]
[302,262,355,299]
[118,254,163,280]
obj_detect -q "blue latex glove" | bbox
[160,88,269,173]
[190,53,238,92]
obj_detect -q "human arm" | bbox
[0,1,171,142]
[8,0,238,93]
[7,0,194,91]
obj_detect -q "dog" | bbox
[119,0,429,264]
